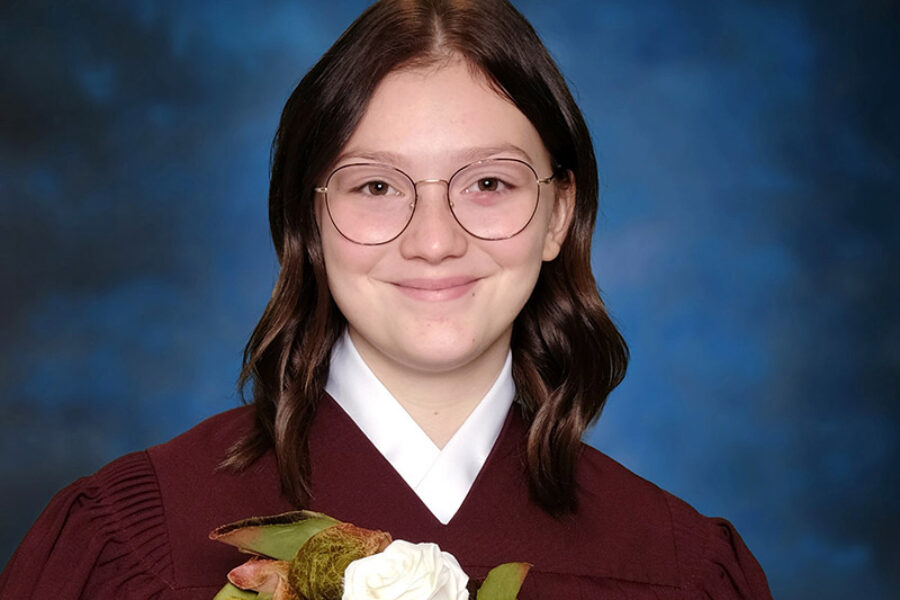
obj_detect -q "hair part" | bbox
[224,0,628,517]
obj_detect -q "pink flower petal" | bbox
[227,558,290,594]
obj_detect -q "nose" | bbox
[398,180,468,263]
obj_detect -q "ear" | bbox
[542,173,576,261]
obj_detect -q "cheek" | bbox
[488,216,551,268]
[481,235,547,301]
[322,243,384,333]
[320,225,383,295]
[497,214,555,297]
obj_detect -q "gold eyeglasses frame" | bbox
[314,157,556,245]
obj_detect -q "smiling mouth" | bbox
[391,277,480,301]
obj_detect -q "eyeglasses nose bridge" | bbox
[410,177,455,208]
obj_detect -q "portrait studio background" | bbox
[1,1,897,598]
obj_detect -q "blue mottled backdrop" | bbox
[1,1,897,597]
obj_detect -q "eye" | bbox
[359,180,396,196]
[465,177,511,195]
[476,177,502,192]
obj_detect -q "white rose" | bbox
[342,539,469,600]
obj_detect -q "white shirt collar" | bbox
[324,330,515,524]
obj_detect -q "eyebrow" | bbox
[334,143,535,168]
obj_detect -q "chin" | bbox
[391,331,487,373]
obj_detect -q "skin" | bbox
[318,58,574,447]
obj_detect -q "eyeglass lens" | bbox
[324,159,542,244]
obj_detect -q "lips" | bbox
[390,276,480,301]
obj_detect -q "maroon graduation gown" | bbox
[0,397,773,599]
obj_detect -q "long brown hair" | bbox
[224,0,628,516]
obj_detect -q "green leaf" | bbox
[209,510,341,561]
[476,562,532,600]
[212,582,259,600]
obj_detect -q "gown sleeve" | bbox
[703,518,773,599]
[674,512,773,599]
[0,451,175,599]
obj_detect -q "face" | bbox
[318,59,574,379]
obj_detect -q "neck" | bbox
[347,328,511,448]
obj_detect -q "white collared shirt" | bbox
[324,331,515,524]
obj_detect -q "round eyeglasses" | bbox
[314,158,555,245]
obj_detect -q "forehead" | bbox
[337,60,552,172]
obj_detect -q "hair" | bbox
[224,0,628,516]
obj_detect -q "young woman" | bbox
[0,1,772,598]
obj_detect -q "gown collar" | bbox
[324,330,515,524]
